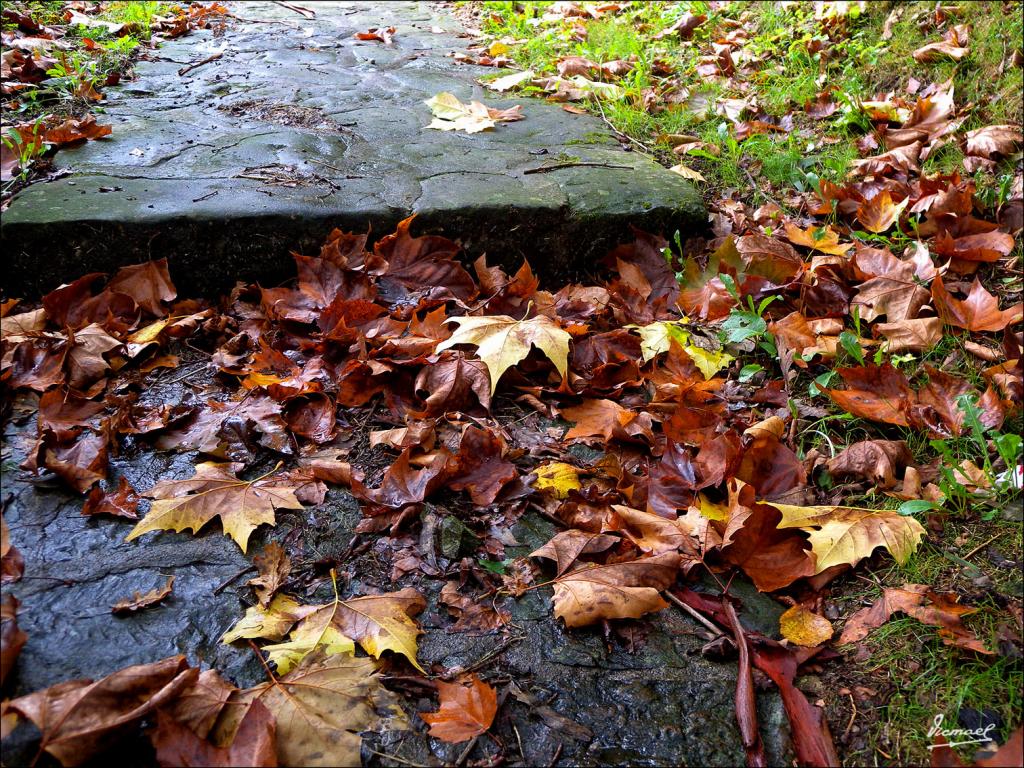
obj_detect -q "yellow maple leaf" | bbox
[436,314,570,393]
[772,502,925,573]
[127,462,305,553]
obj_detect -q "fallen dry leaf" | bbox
[838,584,991,653]
[421,674,498,743]
[932,275,1024,332]
[211,653,400,768]
[437,313,570,393]
[425,92,523,133]
[6,656,196,766]
[111,575,175,615]
[152,701,277,768]
[773,502,925,573]
[551,552,680,627]
[127,461,306,553]
[779,605,833,647]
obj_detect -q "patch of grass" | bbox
[857,615,1023,765]
[477,0,1021,208]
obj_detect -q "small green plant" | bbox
[928,393,1023,517]
[1,125,45,184]
[718,285,780,357]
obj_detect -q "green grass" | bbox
[856,615,1023,764]
[478,0,1023,208]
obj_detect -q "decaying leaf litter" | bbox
[1,1,1023,767]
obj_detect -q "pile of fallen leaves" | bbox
[1,183,1021,762]
[1,1,229,189]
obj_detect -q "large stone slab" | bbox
[1,1,704,297]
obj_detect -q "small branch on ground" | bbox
[178,52,223,77]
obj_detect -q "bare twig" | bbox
[177,52,223,76]
[271,0,316,17]
[594,96,654,154]
[664,591,724,637]
[964,533,1001,560]
[213,565,256,595]
[523,161,633,174]
[455,736,479,767]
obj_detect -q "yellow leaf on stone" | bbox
[262,615,355,675]
[533,462,582,498]
[779,605,834,647]
[221,594,315,644]
[222,587,427,673]
[436,314,570,393]
[488,41,511,56]
[127,461,306,553]
[773,503,925,573]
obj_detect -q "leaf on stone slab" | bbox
[355,26,395,44]
[211,653,403,768]
[421,674,498,743]
[446,426,518,506]
[773,503,925,573]
[1,594,28,688]
[2,513,25,583]
[425,92,523,133]
[152,701,277,768]
[439,582,510,632]
[551,552,681,627]
[111,575,175,615]
[436,313,570,393]
[81,476,140,519]
[350,449,449,511]
[605,505,705,561]
[127,461,306,553]
[778,605,833,647]
[530,529,619,576]
[222,589,426,673]
[221,595,317,644]
[248,542,291,609]
[163,668,236,739]
[482,69,534,92]
[6,655,196,767]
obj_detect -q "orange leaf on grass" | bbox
[421,674,498,743]
[931,275,1024,332]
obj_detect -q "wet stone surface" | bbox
[3,399,791,766]
[1,1,704,297]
